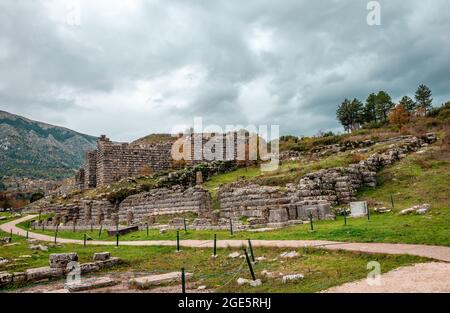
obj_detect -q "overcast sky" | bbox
[0,0,449,141]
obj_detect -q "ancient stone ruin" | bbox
[34,133,436,230]
[76,131,249,189]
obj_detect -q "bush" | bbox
[30,191,45,203]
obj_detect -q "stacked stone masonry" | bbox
[118,186,212,225]
[76,132,248,189]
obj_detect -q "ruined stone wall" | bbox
[289,134,436,205]
[84,151,97,189]
[217,134,436,224]
[217,183,333,225]
[94,135,173,188]
[118,186,212,225]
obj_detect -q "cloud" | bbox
[0,0,449,141]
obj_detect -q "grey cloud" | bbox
[0,0,449,140]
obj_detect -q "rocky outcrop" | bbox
[289,134,436,205]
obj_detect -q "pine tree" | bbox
[336,98,364,133]
[399,96,416,113]
[375,91,394,121]
[364,93,377,123]
[415,84,433,111]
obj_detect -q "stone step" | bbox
[129,272,193,289]
[65,277,118,292]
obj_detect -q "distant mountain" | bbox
[0,110,97,179]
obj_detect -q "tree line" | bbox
[336,84,433,132]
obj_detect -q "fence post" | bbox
[116,231,119,247]
[183,219,187,233]
[98,224,103,238]
[213,234,217,257]
[390,195,394,209]
[343,207,347,226]
[181,268,186,293]
[229,219,233,236]
[146,223,149,237]
[90,223,93,233]
[176,231,180,252]
[248,239,255,262]
[84,233,87,247]
[243,249,256,281]
[366,202,370,221]
[309,212,314,231]
[10,229,12,242]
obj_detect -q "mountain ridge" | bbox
[0,110,97,179]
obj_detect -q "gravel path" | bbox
[325,262,450,293]
[3,215,450,262]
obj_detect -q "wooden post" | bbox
[176,231,180,252]
[183,219,187,233]
[229,219,233,236]
[213,234,217,256]
[84,233,87,247]
[116,231,119,247]
[98,224,103,238]
[390,195,394,209]
[146,223,149,237]
[366,202,370,220]
[343,207,347,226]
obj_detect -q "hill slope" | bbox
[0,110,96,179]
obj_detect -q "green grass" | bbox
[0,230,427,293]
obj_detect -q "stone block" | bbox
[65,277,118,292]
[93,252,111,261]
[0,272,13,286]
[129,272,193,289]
[268,208,288,223]
[49,253,78,269]
[26,266,64,281]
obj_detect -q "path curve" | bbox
[3,215,450,262]
[325,262,450,293]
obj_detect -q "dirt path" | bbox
[325,262,450,293]
[3,215,450,262]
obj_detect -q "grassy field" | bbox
[0,230,428,293]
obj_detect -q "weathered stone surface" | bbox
[268,209,288,223]
[282,274,304,283]
[129,272,193,289]
[107,226,138,236]
[65,277,118,292]
[49,253,78,269]
[0,237,12,245]
[95,257,121,269]
[280,251,299,258]
[0,272,13,286]
[0,257,9,266]
[236,278,262,287]
[29,244,48,251]
[93,252,111,261]
[228,252,241,258]
[26,266,64,281]
[12,272,26,284]
[80,263,100,274]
